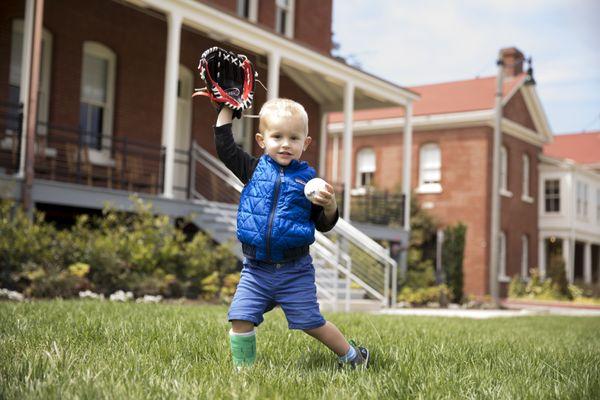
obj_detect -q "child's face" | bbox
[256,113,312,166]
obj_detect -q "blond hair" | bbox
[258,98,308,135]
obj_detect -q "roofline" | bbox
[328,109,549,147]
[539,154,600,180]
[127,0,420,105]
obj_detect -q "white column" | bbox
[584,241,592,284]
[17,0,35,178]
[342,81,354,221]
[267,51,280,101]
[160,12,182,198]
[318,112,327,178]
[538,236,546,278]
[332,134,339,183]
[562,237,572,283]
[402,101,413,233]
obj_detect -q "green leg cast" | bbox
[229,329,256,368]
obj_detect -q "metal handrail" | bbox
[189,140,391,308]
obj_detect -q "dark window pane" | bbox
[79,102,104,150]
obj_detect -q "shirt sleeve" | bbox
[213,123,258,184]
[311,204,339,232]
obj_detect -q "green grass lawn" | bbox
[1,301,599,399]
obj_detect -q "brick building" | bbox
[327,48,553,297]
[1,0,418,309]
[540,131,600,285]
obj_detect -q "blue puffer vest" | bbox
[237,154,316,262]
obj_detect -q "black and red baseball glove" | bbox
[193,46,257,119]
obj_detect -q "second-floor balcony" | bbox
[332,183,405,228]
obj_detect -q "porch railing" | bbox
[0,102,165,195]
[333,183,405,227]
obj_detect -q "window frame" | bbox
[236,0,258,22]
[522,153,533,203]
[417,142,442,194]
[79,41,116,160]
[10,19,53,135]
[498,231,510,282]
[576,180,589,219]
[521,234,529,279]
[544,178,561,214]
[275,0,295,38]
[500,145,512,197]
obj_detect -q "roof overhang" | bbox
[125,0,420,110]
[328,109,548,147]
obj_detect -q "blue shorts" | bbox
[227,254,326,330]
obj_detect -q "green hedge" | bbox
[442,223,467,303]
[0,198,237,300]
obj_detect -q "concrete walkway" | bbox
[378,307,600,319]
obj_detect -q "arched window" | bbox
[79,41,116,152]
[500,145,509,193]
[521,234,529,278]
[418,143,441,193]
[355,147,376,188]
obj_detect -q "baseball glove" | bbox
[193,46,257,119]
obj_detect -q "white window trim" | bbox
[417,143,442,194]
[522,153,530,199]
[521,235,529,279]
[498,231,510,282]
[237,0,258,22]
[500,145,509,193]
[80,41,116,164]
[275,0,295,38]
[576,180,589,220]
[355,147,376,188]
[543,178,561,215]
[10,19,53,136]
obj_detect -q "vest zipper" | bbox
[266,166,285,260]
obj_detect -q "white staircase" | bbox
[189,142,396,312]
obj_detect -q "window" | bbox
[544,179,560,213]
[9,19,53,134]
[79,42,116,151]
[356,148,376,188]
[499,231,509,281]
[576,181,588,218]
[521,235,529,278]
[418,143,441,193]
[522,154,531,199]
[500,145,509,193]
[236,0,258,22]
[275,0,295,37]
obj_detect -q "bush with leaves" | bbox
[442,223,467,303]
[0,198,237,299]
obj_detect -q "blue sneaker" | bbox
[339,340,370,370]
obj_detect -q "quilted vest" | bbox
[237,154,316,262]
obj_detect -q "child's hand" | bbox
[310,182,337,214]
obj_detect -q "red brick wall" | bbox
[197,0,332,54]
[326,124,541,297]
[504,91,536,131]
[499,133,540,293]
[0,0,323,168]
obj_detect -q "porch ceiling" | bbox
[124,0,420,110]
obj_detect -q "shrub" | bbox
[442,223,466,303]
[0,198,237,299]
[398,285,450,306]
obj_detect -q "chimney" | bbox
[500,47,525,77]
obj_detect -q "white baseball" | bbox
[304,178,328,201]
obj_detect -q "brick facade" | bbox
[326,121,541,297]
[1,0,324,168]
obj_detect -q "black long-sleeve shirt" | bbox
[214,123,338,232]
